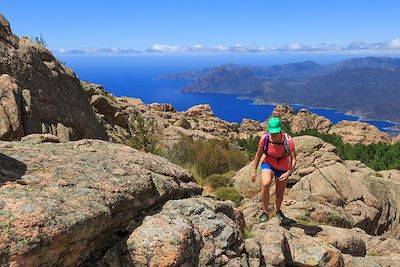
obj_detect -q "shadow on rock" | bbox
[282,219,323,237]
[0,153,27,187]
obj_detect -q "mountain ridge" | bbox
[158,57,400,124]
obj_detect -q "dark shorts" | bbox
[260,163,287,179]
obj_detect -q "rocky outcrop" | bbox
[344,254,400,267]
[81,81,140,143]
[128,197,245,266]
[0,139,202,266]
[237,159,400,266]
[237,136,400,250]
[185,104,214,117]
[239,119,263,133]
[287,136,400,236]
[148,103,176,112]
[272,104,333,133]
[0,15,107,141]
[249,222,344,266]
[82,82,250,146]
[330,120,392,145]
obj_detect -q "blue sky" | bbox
[1,0,399,54]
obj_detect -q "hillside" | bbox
[159,57,400,123]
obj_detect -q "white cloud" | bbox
[285,42,305,51]
[388,38,400,49]
[54,47,142,55]
[146,44,181,53]
[52,37,400,55]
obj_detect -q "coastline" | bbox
[226,93,400,133]
[240,96,400,129]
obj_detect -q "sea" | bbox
[59,54,399,133]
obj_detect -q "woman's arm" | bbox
[288,149,296,174]
[251,139,264,182]
[278,149,296,181]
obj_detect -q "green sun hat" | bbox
[267,117,282,134]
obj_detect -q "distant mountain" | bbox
[328,56,400,72]
[249,56,400,80]
[159,56,400,81]
[156,63,243,80]
[182,64,265,94]
[248,60,326,79]
[265,67,400,122]
[159,57,400,123]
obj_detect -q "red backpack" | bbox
[263,132,290,163]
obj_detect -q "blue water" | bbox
[60,55,398,133]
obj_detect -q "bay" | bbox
[59,55,398,133]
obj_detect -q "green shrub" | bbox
[214,187,243,205]
[205,173,234,189]
[243,227,254,239]
[236,135,261,158]
[126,111,160,154]
[33,33,47,48]
[184,163,203,185]
[165,138,249,180]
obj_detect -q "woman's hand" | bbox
[251,171,256,182]
[278,170,290,182]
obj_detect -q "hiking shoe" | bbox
[259,212,269,223]
[276,210,291,225]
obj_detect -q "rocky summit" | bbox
[0,15,107,141]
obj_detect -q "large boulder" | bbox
[239,119,263,132]
[343,254,400,267]
[0,15,107,141]
[185,104,214,117]
[288,136,340,185]
[128,197,245,266]
[0,140,202,266]
[251,223,344,267]
[232,161,272,198]
[290,109,333,133]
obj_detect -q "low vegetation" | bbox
[236,135,260,158]
[214,186,243,205]
[164,137,248,203]
[33,33,47,48]
[205,172,235,189]
[165,137,248,179]
[126,111,161,155]
[243,227,254,239]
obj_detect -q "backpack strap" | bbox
[263,132,270,155]
[283,133,290,156]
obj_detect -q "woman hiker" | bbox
[251,117,297,224]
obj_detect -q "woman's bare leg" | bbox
[275,178,288,212]
[261,170,274,214]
